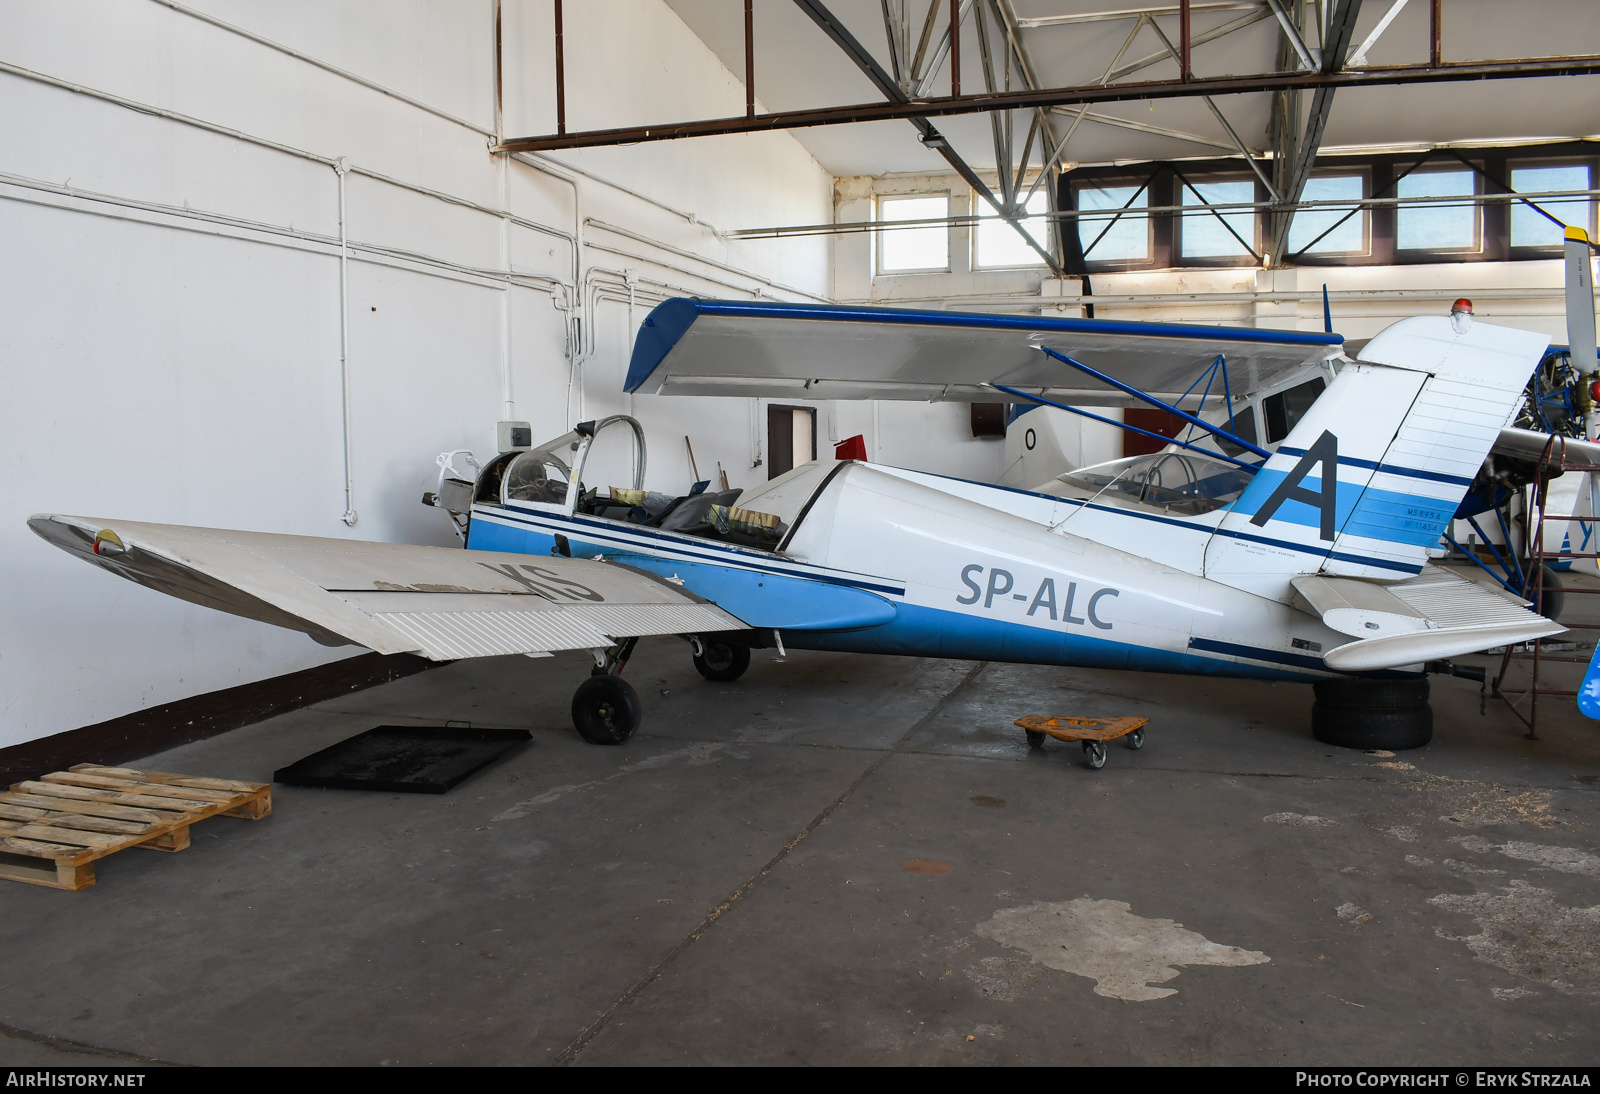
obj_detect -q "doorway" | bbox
[767,405,817,479]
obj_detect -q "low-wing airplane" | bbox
[33,296,1575,758]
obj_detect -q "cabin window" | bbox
[1262,378,1327,444]
[1215,405,1259,457]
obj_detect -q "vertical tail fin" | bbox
[1206,314,1550,596]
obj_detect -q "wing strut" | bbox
[1035,345,1272,459]
[992,383,1261,472]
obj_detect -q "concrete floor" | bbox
[2,628,1598,1065]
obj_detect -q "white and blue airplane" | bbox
[32,297,1576,757]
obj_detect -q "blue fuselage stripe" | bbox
[1275,446,1475,487]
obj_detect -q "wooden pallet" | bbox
[0,764,270,891]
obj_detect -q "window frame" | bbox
[1072,174,1159,272]
[1507,159,1598,257]
[971,188,1054,271]
[1393,163,1484,258]
[1173,171,1261,267]
[1282,168,1372,263]
[875,191,953,275]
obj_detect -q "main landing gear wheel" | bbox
[572,675,642,745]
[693,639,751,682]
[1311,678,1432,751]
[1081,740,1107,769]
[1025,729,1047,749]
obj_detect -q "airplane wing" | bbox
[625,298,1344,407]
[30,514,745,661]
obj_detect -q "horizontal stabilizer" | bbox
[626,298,1342,407]
[1294,566,1563,671]
[30,515,745,661]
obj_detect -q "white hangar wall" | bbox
[0,0,834,748]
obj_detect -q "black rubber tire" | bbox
[572,675,642,745]
[1532,565,1564,623]
[1082,740,1107,769]
[1312,677,1429,712]
[1125,727,1145,750]
[1311,702,1432,750]
[1025,729,1047,749]
[693,639,751,682]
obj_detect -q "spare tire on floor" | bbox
[1310,677,1432,750]
[1312,677,1428,711]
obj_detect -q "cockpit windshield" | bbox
[503,434,577,507]
[1052,451,1256,516]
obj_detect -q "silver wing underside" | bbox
[31,515,746,661]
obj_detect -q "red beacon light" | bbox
[1449,298,1474,333]
[1451,298,1473,314]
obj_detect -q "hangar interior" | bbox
[2,0,1599,1067]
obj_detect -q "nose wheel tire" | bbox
[1082,740,1107,769]
[693,639,751,682]
[572,675,642,745]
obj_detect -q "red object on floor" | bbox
[834,434,868,462]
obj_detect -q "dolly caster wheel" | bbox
[1125,727,1145,750]
[572,675,642,745]
[1025,729,1047,749]
[1082,740,1107,769]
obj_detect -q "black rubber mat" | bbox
[273,726,531,794]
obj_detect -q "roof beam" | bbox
[1267,0,1365,265]
[496,55,1600,153]
[789,0,1066,275]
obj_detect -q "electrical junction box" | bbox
[497,421,532,452]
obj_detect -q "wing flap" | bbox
[1312,566,1563,670]
[31,515,746,661]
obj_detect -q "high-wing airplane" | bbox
[33,296,1575,758]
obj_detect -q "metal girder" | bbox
[1266,0,1365,265]
[789,0,1066,275]
[495,55,1600,153]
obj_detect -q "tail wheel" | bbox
[693,639,751,682]
[572,675,642,745]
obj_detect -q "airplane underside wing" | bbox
[30,515,745,661]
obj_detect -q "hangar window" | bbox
[1077,182,1149,263]
[974,189,1051,269]
[877,195,950,273]
[1510,163,1594,248]
[1178,178,1256,261]
[1396,169,1479,252]
[1288,175,1367,256]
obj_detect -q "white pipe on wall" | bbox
[335,157,358,527]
